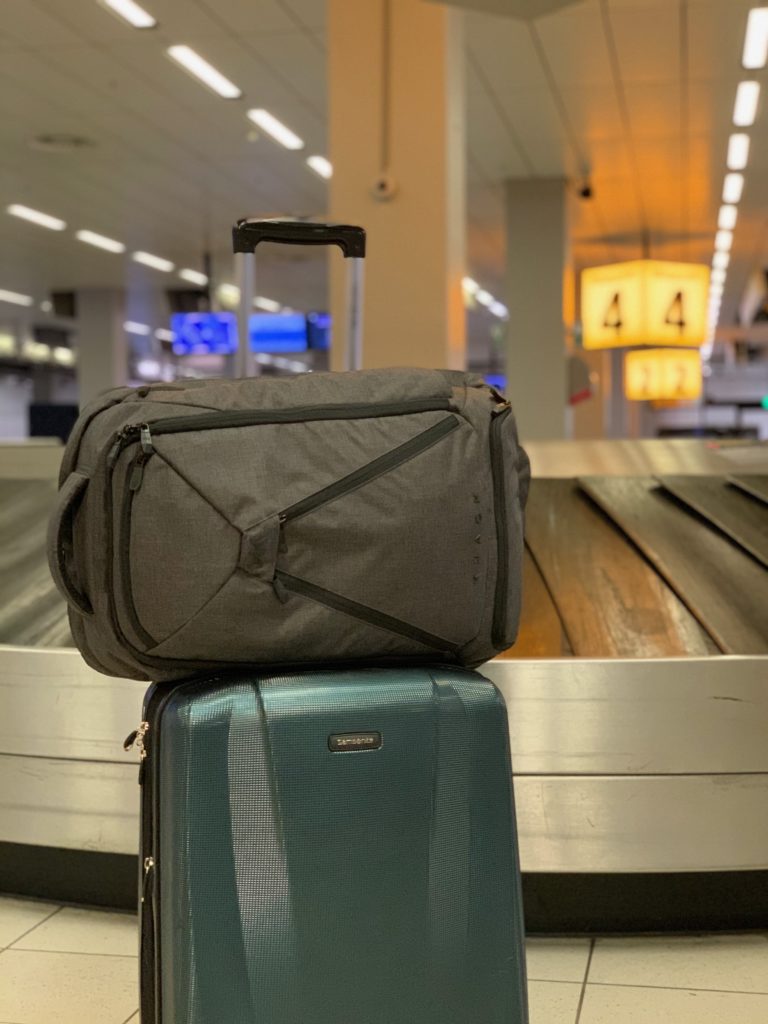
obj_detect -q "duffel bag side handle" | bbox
[47,471,93,616]
[232,218,366,258]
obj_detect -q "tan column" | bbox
[505,179,570,440]
[76,289,127,408]
[327,0,466,370]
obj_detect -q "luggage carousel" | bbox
[1,439,767,931]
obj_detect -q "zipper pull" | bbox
[141,856,155,904]
[139,423,154,456]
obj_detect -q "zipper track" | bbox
[119,452,158,650]
[276,570,460,655]
[490,407,512,649]
[279,415,458,524]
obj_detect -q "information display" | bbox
[624,348,703,402]
[171,312,237,355]
[249,313,308,353]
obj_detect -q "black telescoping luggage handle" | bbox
[232,219,366,259]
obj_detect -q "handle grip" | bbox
[47,470,93,616]
[232,218,366,259]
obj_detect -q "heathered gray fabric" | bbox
[48,368,530,681]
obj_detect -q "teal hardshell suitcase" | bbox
[137,666,528,1023]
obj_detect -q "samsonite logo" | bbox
[328,732,382,753]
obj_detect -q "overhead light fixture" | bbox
[489,301,509,319]
[167,45,242,99]
[76,229,126,253]
[132,251,174,272]
[7,204,66,231]
[254,296,281,312]
[718,205,738,230]
[733,80,761,126]
[0,334,16,356]
[476,289,493,306]
[722,172,745,203]
[743,7,768,68]
[714,230,733,252]
[124,320,151,336]
[0,288,33,306]
[179,268,208,286]
[217,283,240,306]
[727,133,751,170]
[712,251,730,270]
[22,339,51,362]
[155,328,174,342]
[246,109,304,150]
[709,282,724,299]
[53,346,76,366]
[306,155,332,180]
[137,358,162,378]
[100,0,157,29]
[40,300,53,313]
[462,277,479,295]
[710,268,727,285]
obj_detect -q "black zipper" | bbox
[276,570,460,655]
[119,447,158,650]
[278,414,458,525]
[490,406,512,649]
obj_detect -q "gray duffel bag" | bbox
[48,367,529,681]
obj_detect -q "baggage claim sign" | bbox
[580,260,708,402]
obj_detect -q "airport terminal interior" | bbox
[1,0,768,1022]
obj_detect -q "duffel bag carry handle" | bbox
[232,218,366,258]
[47,470,93,616]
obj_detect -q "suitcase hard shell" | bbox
[137,666,528,1024]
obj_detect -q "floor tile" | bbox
[580,984,768,1024]
[13,907,138,956]
[0,949,137,1024]
[0,898,59,948]
[527,980,582,1024]
[590,934,768,993]
[526,937,591,982]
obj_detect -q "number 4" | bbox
[665,291,686,333]
[603,292,622,332]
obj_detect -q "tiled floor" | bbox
[0,896,767,1023]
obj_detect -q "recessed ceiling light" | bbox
[246,109,304,150]
[179,268,208,286]
[254,296,281,312]
[476,289,493,306]
[489,301,509,319]
[22,339,51,362]
[722,173,745,204]
[727,133,750,170]
[743,7,768,69]
[733,81,761,126]
[40,299,53,313]
[462,277,479,295]
[709,282,724,298]
[307,155,332,180]
[7,204,66,231]
[711,268,727,286]
[155,328,174,342]
[714,230,733,252]
[718,205,738,230]
[53,346,76,366]
[100,0,157,29]
[712,251,730,270]
[76,229,126,253]
[167,45,242,99]
[124,320,151,336]
[132,251,174,272]
[0,288,34,306]
[217,283,240,306]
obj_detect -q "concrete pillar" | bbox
[76,289,127,409]
[505,179,570,440]
[327,0,466,370]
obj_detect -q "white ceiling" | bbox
[0,0,764,342]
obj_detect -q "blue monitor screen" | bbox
[484,374,507,393]
[249,313,308,353]
[306,311,331,351]
[171,312,238,355]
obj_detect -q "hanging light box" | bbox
[624,348,703,402]
[581,260,710,349]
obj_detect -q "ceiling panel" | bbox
[535,0,614,87]
[606,2,680,85]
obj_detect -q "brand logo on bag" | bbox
[328,732,382,753]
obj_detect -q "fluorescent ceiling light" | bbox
[100,0,156,29]
[40,300,53,312]
[733,80,761,126]
[217,283,240,306]
[709,282,724,299]
[0,334,15,356]
[489,301,509,319]
[76,229,126,253]
[711,268,727,285]
[712,251,730,270]
[306,155,332,180]
[155,328,174,342]
[137,358,161,378]
[254,296,281,312]
[743,7,768,68]
[167,45,242,99]
[7,204,66,231]
[727,133,750,170]
[22,339,51,362]
[718,205,738,230]
[53,346,76,366]
[179,268,208,286]
[0,288,33,306]
[714,230,733,252]
[124,320,151,336]
[247,109,304,150]
[476,289,493,306]
[462,277,479,295]
[133,251,174,272]
[723,173,745,204]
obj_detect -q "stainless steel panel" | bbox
[484,657,768,775]
[514,774,768,873]
[0,754,138,854]
[0,647,144,762]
